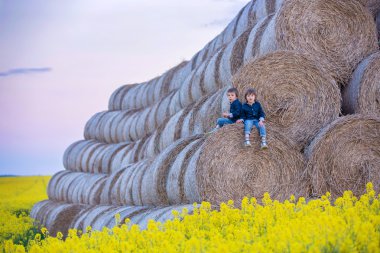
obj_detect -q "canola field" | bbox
[1,176,380,253]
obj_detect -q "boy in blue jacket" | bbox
[212,87,242,131]
[237,88,268,149]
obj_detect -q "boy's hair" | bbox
[244,88,257,101]
[227,87,239,97]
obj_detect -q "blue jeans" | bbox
[217,118,234,127]
[244,119,266,137]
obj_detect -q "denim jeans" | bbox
[217,118,234,127]
[244,119,266,137]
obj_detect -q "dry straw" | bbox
[233,51,341,150]
[197,124,307,206]
[275,0,378,83]
[358,0,380,14]
[305,114,380,199]
[343,51,380,116]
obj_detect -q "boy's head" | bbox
[226,88,239,103]
[244,88,257,104]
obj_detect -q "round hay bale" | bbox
[276,0,378,82]
[101,111,120,143]
[184,143,205,203]
[159,109,185,151]
[203,47,226,95]
[119,142,141,167]
[105,206,149,229]
[108,83,136,110]
[47,170,70,198]
[243,15,273,64]
[166,139,205,204]
[80,206,116,231]
[254,0,280,21]
[34,201,85,236]
[88,143,108,173]
[154,91,177,131]
[120,161,147,205]
[131,162,150,206]
[197,124,307,205]
[30,200,51,227]
[196,88,227,133]
[168,91,182,117]
[79,142,105,173]
[190,61,208,102]
[107,84,125,111]
[63,140,87,170]
[170,61,192,91]
[234,1,254,36]
[178,73,196,108]
[136,206,175,230]
[219,30,251,88]
[91,144,114,174]
[109,143,134,172]
[141,135,203,206]
[222,15,238,45]
[305,114,380,199]
[82,175,108,205]
[48,171,107,205]
[91,206,126,231]
[343,51,380,116]
[100,143,130,174]
[233,51,341,149]
[191,92,220,134]
[100,168,126,205]
[72,140,97,171]
[180,109,194,139]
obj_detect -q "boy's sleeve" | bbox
[229,101,242,119]
[240,105,246,121]
[258,103,265,121]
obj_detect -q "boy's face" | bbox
[246,93,256,104]
[227,92,237,103]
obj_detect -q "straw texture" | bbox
[305,114,380,199]
[234,51,341,149]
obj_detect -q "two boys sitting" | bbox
[212,87,268,149]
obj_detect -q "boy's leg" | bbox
[208,118,234,134]
[244,120,254,146]
[253,120,268,149]
[217,118,234,128]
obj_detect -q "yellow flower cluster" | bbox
[0,176,50,249]
[4,181,380,253]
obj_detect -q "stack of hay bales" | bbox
[32,0,380,235]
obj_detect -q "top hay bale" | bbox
[305,114,380,199]
[275,0,378,83]
[233,51,341,150]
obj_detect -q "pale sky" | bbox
[0,0,248,175]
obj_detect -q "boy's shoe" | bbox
[260,141,268,150]
[244,140,252,147]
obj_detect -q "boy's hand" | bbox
[222,112,229,118]
[236,119,243,123]
[259,120,265,127]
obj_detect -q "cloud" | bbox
[0,67,52,77]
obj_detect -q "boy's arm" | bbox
[229,102,242,119]
[238,105,246,122]
[258,103,265,122]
